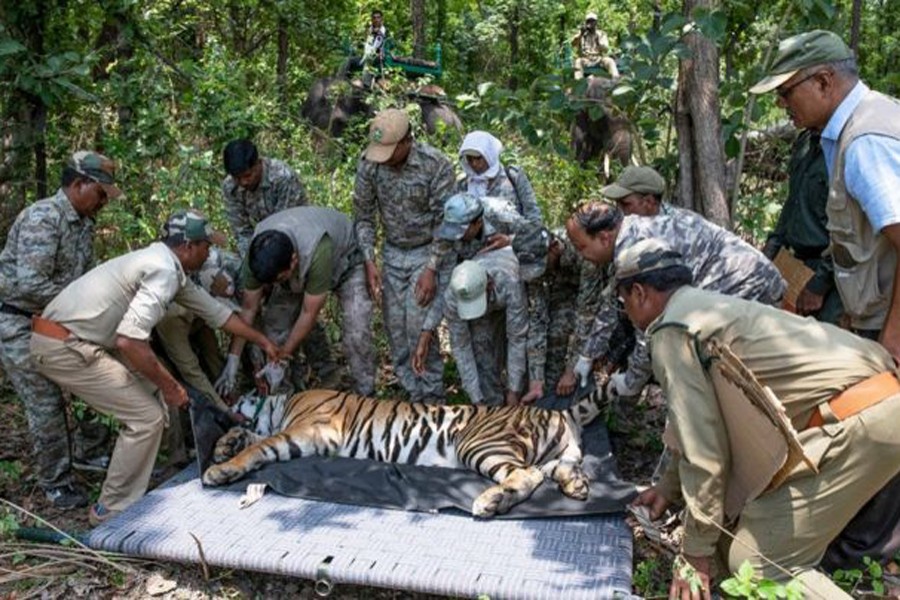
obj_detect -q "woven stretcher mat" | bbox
[86,465,633,599]
[86,392,635,597]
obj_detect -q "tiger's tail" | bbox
[566,381,608,427]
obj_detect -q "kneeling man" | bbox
[620,239,900,598]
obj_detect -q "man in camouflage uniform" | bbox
[571,11,619,80]
[219,207,375,396]
[566,202,785,397]
[221,139,338,387]
[763,130,843,324]
[221,139,308,257]
[0,151,120,509]
[570,166,690,394]
[353,109,454,402]
[416,249,527,406]
[425,192,549,402]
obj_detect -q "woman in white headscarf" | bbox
[457,131,542,225]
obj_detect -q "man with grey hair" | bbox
[752,28,900,571]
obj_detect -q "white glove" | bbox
[609,371,643,397]
[573,355,593,387]
[215,354,240,396]
[255,360,287,392]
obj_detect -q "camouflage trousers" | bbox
[382,244,444,402]
[0,313,72,489]
[526,279,579,390]
[457,310,508,406]
[253,264,376,395]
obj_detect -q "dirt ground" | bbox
[0,376,669,600]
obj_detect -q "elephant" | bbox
[570,77,633,172]
[301,77,373,143]
[301,78,462,149]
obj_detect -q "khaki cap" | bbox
[364,109,411,163]
[585,12,598,22]
[750,30,853,94]
[614,238,685,282]
[601,166,666,200]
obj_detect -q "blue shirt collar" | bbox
[821,81,869,143]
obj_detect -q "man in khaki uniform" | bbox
[620,239,900,598]
[571,11,618,80]
[31,211,277,524]
[751,29,900,570]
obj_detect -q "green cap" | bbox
[614,238,685,282]
[67,150,122,198]
[162,210,227,246]
[450,260,488,320]
[601,166,666,200]
[750,30,853,94]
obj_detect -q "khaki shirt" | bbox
[43,242,233,348]
[648,286,895,556]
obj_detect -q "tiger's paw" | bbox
[212,428,253,464]
[561,474,590,501]
[202,463,244,486]
[472,487,509,518]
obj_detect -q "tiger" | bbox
[202,387,606,517]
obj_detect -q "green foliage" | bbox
[832,556,887,597]
[0,506,20,540]
[719,560,804,600]
[0,460,22,487]
[633,557,667,598]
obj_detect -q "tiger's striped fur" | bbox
[202,387,606,517]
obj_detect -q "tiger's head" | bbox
[232,392,291,436]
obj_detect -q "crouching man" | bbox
[30,210,278,525]
[620,239,900,598]
[218,206,376,396]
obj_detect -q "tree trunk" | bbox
[850,0,862,54]
[674,70,697,212]
[677,0,729,228]
[411,0,426,59]
[508,2,520,90]
[276,16,289,108]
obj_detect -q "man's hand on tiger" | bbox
[556,368,578,396]
[504,389,522,406]
[521,380,544,404]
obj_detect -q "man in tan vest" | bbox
[751,29,900,574]
[621,239,900,598]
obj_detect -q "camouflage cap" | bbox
[364,109,410,163]
[614,238,685,283]
[437,193,484,240]
[68,150,122,198]
[450,260,488,320]
[162,210,228,246]
[601,166,666,200]
[750,30,853,94]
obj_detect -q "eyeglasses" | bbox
[776,71,822,99]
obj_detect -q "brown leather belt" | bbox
[806,371,900,429]
[32,316,72,341]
